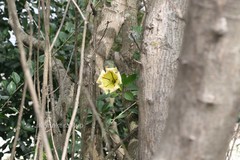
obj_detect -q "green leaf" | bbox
[50,23,57,33]
[130,108,138,114]
[7,81,16,95]
[131,91,138,96]
[39,55,45,63]
[124,91,134,101]
[65,22,74,32]
[126,83,138,91]
[97,100,105,112]
[115,113,127,119]
[21,120,35,132]
[1,80,8,89]
[0,95,9,100]
[54,38,60,47]
[102,104,111,113]
[121,73,137,86]
[133,51,141,60]
[105,117,112,126]
[27,60,35,76]
[132,26,142,35]
[11,72,21,84]
[9,107,18,113]
[59,31,67,42]
[97,93,110,101]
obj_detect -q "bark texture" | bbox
[155,0,240,160]
[116,0,138,74]
[80,0,127,158]
[94,0,126,73]
[138,0,189,159]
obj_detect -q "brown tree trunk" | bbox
[154,0,240,160]
[138,0,189,159]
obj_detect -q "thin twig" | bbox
[48,47,75,95]
[71,0,86,21]
[91,116,96,158]
[33,135,40,160]
[1,83,24,109]
[39,0,51,158]
[71,124,76,160]
[25,2,33,60]
[10,83,27,160]
[49,0,71,51]
[112,102,137,123]
[40,0,50,115]
[49,118,60,160]
[36,0,41,104]
[104,127,138,160]
[10,4,32,157]
[97,21,111,45]
[47,58,59,160]
[74,3,80,79]
[73,5,86,127]
[130,32,141,52]
[61,20,88,160]
[6,0,53,159]
[48,45,57,155]
[227,123,240,160]
[142,0,148,13]
[84,88,111,151]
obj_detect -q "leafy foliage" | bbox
[95,73,138,139]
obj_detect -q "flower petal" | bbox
[96,67,122,93]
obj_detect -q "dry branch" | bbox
[10,84,27,160]
[61,17,88,160]
[7,0,53,159]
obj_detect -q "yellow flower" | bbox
[96,67,122,93]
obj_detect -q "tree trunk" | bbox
[138,0,188,159]
[154,0,240,160]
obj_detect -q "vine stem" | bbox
[61,19,88,160]
[6,0,53,159]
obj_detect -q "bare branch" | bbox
[50,0,71,51]
[71,0,86,21]
[61,20,88,160]
[6,0,53,159]
[49,118,60,160]
[105,128,138,160]
[10,84,27,160]
[84,88,111,151]
[8,13,45,51]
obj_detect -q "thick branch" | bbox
[52,58,74,121]
[93,0,127,73]
[8,16,45,51]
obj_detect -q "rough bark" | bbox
[138,0,188,159]
[154,0,240,160]
[116,0,138,74]
[94,0,126,73]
